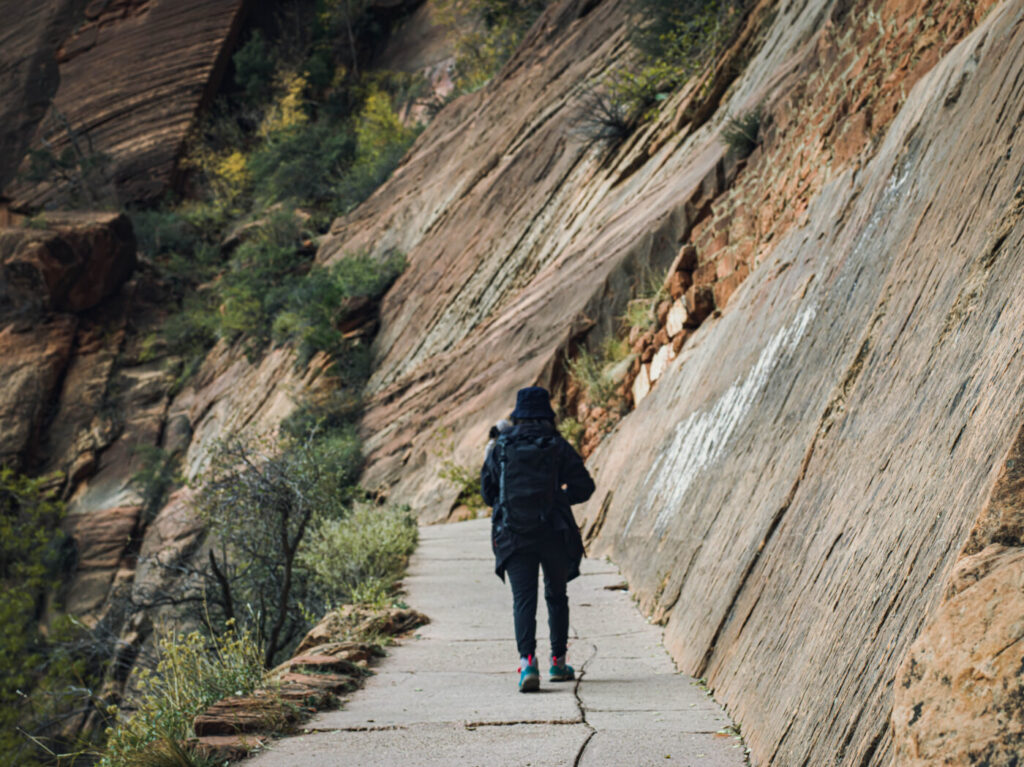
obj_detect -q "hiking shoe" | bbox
[519,655,540,692]
[549,656,575,682]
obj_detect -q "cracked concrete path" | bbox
[246,518,747,766]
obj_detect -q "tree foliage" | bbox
[0,468,97,765]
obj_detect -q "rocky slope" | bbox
[0,0,249,209]
[2,0,1023,762]
[311,0,1024,763]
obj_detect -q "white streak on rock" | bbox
[622,304,817,539]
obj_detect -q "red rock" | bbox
[0,211,136,318]
[193,695,302,736]
[655,300,671,325]
[713,264,750,308]
[893,546,1024,766]
[665,270,689,300]
[0,317,76,466]
[192,734,267,761]
[693,260,718,286]
[675,243,699,272]
[278,671,359,697]
[4,0,249,207]
[684,285,715,325]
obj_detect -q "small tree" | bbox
[191,428,361,666]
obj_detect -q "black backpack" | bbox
[497,429,562,534]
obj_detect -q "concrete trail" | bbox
[246,518,747,766]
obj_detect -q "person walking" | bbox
[480,386,595,692]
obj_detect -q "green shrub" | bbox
[0,468,106,765]
[434,427,487,513]
[234,30,276,103]
[160,291,219,363]
[248,120,356,209]
[557,417,584,449]
[99,623,263,767]
[438,460,486,512]
[299,503,418,606]
[215,210,306,353]
[273,249,406,364]
[194,427,363,664]
[438,0,548,92]
[572,0,745,138]
[279,389,364,441]
[573,86,635,151]
[331,90,419,214]
[130,209,202,259]
[567,347,618,406]
[630,0,743,74]
[0,468,65,764]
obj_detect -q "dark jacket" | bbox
[480,420,595,581]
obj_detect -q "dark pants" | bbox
[505,542,569,659]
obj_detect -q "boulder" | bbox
[0,211,135,320]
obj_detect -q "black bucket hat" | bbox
[510,386,556,420]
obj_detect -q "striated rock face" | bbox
[577,4,1024,765]
[2,0,248,209]
[0,0,87,194]
[313,0,1024,762]
[893,422,1024,766]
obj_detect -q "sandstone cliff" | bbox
[0,0,248,209]
[311,0,1024,763]
[3,0,1023,762]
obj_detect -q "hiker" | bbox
[480,386,595,692]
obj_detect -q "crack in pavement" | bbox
[246,519,747,766]
[463,718,582,729]
[571,635,599,767]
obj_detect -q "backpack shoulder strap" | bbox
[497,433,509,511]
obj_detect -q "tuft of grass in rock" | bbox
[558,416,584,449]
[722,104,764,158]
[572,85,636,151]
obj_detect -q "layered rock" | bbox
[310,0,1024,762]
[0,0,87,195]
[893,422,1024,765]
[0,212,135,467]
[2,0,249,209]
[577,3,1024,765]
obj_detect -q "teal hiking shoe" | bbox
[519,655,540,692]
[549,656,575,682]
